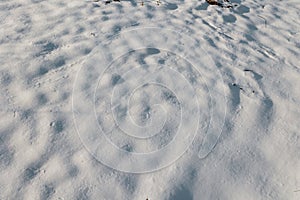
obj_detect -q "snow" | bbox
[0,0,300,199]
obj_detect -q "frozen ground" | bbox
[0,0,300,199]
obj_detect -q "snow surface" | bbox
[0,0,300,199]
